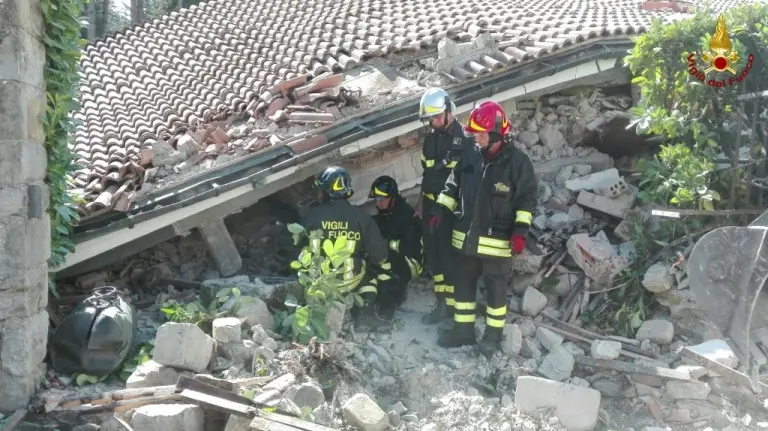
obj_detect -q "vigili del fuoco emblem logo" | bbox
[687,15,754,87]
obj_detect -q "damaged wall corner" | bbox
[197,217,243,277]
[0,0,50,411]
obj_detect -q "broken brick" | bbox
[576,190,634,218]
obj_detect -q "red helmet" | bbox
[463,100,510,137]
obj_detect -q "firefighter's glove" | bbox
[510,234,526,254]
[428,215,442,234]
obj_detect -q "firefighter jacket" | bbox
[373,194,423,274]
[302,199,391,291]
[420,120,474,200]
[434,141,537,259]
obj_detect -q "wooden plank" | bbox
[2,409,26,431]
[68,395,181,414]
[575,356,691,381]
[177,375,255,407]
[249,417,303,431]
[680,346,768,393]
[179,389,256,417]
[57,385,177,408]
[260,413,339,431]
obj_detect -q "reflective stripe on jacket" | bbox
[435,141,537,259]
[420,120,474,198]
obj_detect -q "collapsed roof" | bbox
[70,0,725,219]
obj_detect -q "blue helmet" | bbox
[315,166,353,199]
[369,175,398,199]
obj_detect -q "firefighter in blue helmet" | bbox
[369,176,423,319]
[416,88,475,327]
[301,166,394,331]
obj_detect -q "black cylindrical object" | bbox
[50,286,137,377]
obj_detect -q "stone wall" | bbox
[0,0,51,411]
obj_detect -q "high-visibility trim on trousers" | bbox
[454,301,476,323]
[433,274,445,282]
[485,305,507,328]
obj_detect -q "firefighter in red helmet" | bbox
[428,100,538,357]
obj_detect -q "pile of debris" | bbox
[75,73,360,215]
[509,90,633,163]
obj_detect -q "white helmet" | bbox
[419,87,456,120]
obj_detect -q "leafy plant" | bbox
[160,287,255,333]
[41,0,88,296]
[278,224,357,344]
[117,341,155,381]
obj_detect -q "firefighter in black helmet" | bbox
[369,176,423,319]
[301,166,394,331]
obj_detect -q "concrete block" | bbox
[515,376,601,431]
[342,393,389,431]
[664,381,711,400]
[576,190,635,218]
[153,322,215,373]
[263,373,296,392]
[0,0,44,39]
[536,327,564,351]
[197,217,242,277]
[501,323,523,355]
[685,339,738,368]
[591,340,622,360]
[0,309,48,377]
[0,364,43,411]
[534,151,612,182]
[0,262,47,317]
[125,360,193,389]
[0,141,47,185]
[538,345,575,382]
[0,215,51,269]
[0,185,27,217]
[212,317,243,343]
[0,27,45,88]
[131,404,204,431]
[286,382,325,410]
[565,168,621,192]
[0,81,46,142]
[521,286,547,316]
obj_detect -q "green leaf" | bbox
[290,260,302,270]
[287,223,305,234]
[322,239,334,258]
[216,288,232,298]
[631,76,647,84]
[231,288,241,297]
[294,306,310,328]
[284,294,299,308]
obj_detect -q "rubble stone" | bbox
[590,340,622,360]
[286,382,325,410]
[539,124,567,151]
[686,339,739,368]
[536,327,564,351]
[533,214,548,230]
[223,296,274,330]
[342,393,389,431]
[501,324,523,355]
[212,317,243,343]
[566,231,628,283]
[264,373,296,392]
[153,323,215,373]
[577,190,635,219]
[642,263,674,293]
[568,204,585,221]
[518,319,537,338]
[547,213,571,229]
[562,341,585,357]
[565,168,621,191]
[538,345,574,381]
[326,301,345,335]
[553,273,578,296]
[635,320,674,344]
[675,365,708,380]
[131,404,204,431]
[664,381,711,400]
[223,415,252,431]
[522,286,547,316]
[126,360,193,389]
[218,340,256,364]
[520,338,542,360]
[515,376,601,431]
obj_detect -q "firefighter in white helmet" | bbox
[415,88,474,332]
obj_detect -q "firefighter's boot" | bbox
[477,327,503,358]
[355,300,394,332]
[437,323,476,348]
[422,298,450,324]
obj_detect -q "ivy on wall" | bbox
[41,0,86,295]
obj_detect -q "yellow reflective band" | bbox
[468,117,487,132]
[433,274,445,282]
[332,177,345,191]
[455,314,476,323]
[436,193,457,211]
[451,238,463,249]
[374,187,388,197]
[358,285,378,295]
[486,316,506,328]
[455,302,477,311]
[445,160,457,169]
[478,236,509,249]
[380,262,392,270]
[423,193,435,201]
[377,274,391,281]
[434,284,446,293]
[424,159,435,167]
[444,285,455,294]
[389,240,400,252]
[423,105,443,114]
[477,245,512,257]
[516,210,533,225]
[446,297,455,306]
[452,230,466,240]
[486,305,507,316]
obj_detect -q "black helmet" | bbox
[369,175,398,199]
[315,166,353,199]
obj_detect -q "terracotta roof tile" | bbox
[71,0,740,216]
